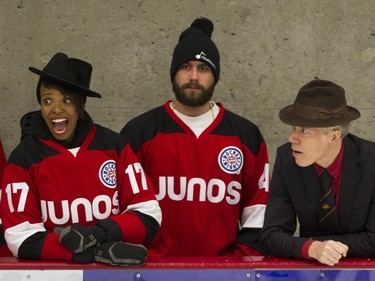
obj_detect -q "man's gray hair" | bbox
[322,123,350,139]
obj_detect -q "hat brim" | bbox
[29,67,102,98]
[279,105,361,127]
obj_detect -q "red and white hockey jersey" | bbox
[121,102,269,256]
[0,137,12,256]
[1,111,161,261]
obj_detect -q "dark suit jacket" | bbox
[261,134,375,259]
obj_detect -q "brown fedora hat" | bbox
[279,79,360,127]
[29,52,101,99]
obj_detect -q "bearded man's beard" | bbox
[172,80,215,107]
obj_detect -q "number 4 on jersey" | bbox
[258,163,270,192]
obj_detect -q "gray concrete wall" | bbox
[1,0,374,168]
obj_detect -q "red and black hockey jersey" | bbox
[121,102,269,256]
[0,137,12,256]
[1,111,161,261]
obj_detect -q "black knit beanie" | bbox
[170,17,220,84]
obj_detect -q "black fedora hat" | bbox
[279,79,360,127]
[29,52,101,98]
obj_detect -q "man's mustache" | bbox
[182,82,205,90]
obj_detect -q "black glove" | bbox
[94,241,147,266]
[72,246,95,263]
[55,220,122,253]
[54,224,105,253]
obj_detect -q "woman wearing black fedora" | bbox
[261,79,375,266]
[0,52,161,265]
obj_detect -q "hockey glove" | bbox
[94,241,148,266]
[72,246,95,263]
[54,224,106,253]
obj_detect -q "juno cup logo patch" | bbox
[218,146,243,174]
[99,160,117,188]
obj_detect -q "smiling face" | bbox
[288,126,342,168]
[40,84,79,143]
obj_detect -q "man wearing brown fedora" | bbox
[261,79,375,266]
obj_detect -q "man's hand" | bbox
[308,240,349,266]
[54,225,98,253]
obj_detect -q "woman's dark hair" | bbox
[37,78,87,119]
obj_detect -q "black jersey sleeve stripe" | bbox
[133,211,160,245]
[18,231,47,259]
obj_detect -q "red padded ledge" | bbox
[0,256,375,270]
